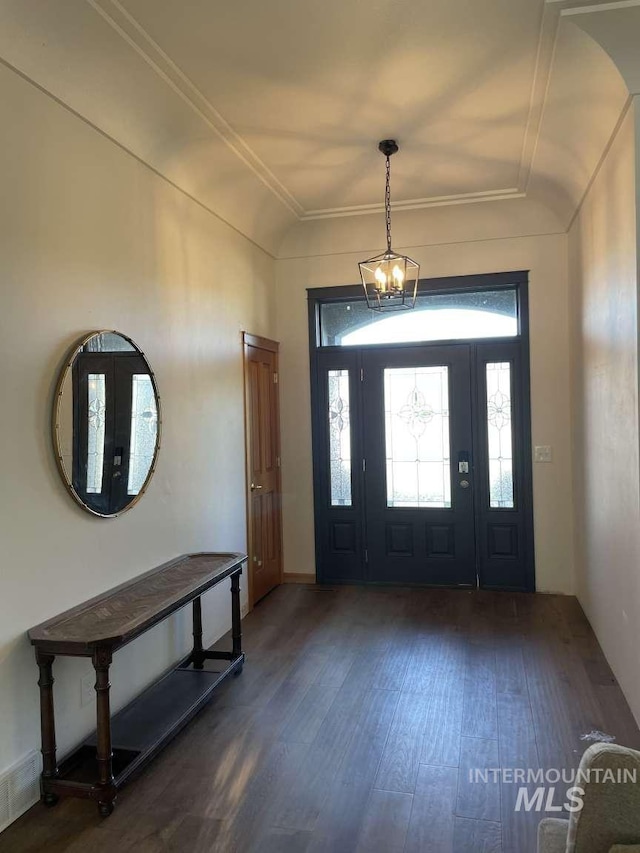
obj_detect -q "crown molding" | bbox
[518,1,564,192]
[82,0,569,222]
[0,53,281,259]
[301,189,526,221]
[565,93,633,230]
[560,0,640,14]
[86,0,305,218]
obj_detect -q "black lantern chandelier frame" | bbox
[358,139,420,311]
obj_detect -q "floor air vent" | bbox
[0,751,40,833]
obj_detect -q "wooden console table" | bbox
[28,552,245,816]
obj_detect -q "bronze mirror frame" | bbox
[52,330,162,518]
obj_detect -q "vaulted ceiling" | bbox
[0,0,630,254]
[119,0,548,217]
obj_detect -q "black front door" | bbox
[309,274,535,591]
[362,344,476,586]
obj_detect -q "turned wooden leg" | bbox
[93,648,115,816]
[192,597,204,669]
[231,571,242,660]
[36,650,59,806]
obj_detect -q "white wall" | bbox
[569,101,640,725]
[0,62,275,773]
[276,228,575,595]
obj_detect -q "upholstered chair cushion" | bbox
[538,818,570,853]
[538,744,640,853]
[566,744,640,853]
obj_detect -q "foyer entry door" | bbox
[309,273,536,591]
[362,345,476,586]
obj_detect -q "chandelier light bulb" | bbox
[375,266,388,291]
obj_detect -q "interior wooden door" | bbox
[243,333,283,605]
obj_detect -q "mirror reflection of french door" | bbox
[309,275,535,591]
[73,352,157,516]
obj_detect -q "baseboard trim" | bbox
[283,573,316,584]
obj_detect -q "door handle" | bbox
[250,483,263,491]
[460,480,470,489]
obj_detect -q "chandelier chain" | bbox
[358,139,419,310]
[385,155,392,252]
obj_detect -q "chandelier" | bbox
[358,140,419,311]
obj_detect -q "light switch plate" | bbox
[534,446,552,463]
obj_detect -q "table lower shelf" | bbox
[47,654,244,800]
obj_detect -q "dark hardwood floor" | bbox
[2,585,639,853]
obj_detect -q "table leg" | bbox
[36,650,58,807]
[231,572,242,662]
[93,648,115,816]
[192,596,205,669]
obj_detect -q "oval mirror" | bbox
[53,331,161,517]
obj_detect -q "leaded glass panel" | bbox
[487,362,514,508]
[328,369,352,506]
[127,374,158,495]
[384,366,451,508]
[86,373,106,494]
